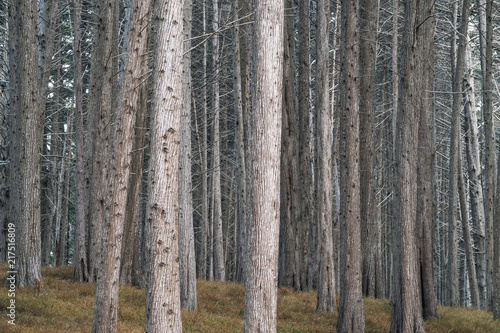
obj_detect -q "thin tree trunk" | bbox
[178,0,197,310]
[91,0,151,330]
[298,0,312,292]
[417,0,438,318]
[390,0,428,330]
[8,0,43,289]
[316,0,335,313]
[243,0,283,330]
[337,0,365,331]
[144,0,184,330]
[73,0,88,282]
[359,0,380,299]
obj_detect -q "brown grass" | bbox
[0,264,498,332]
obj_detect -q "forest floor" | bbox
[0,264,498,332]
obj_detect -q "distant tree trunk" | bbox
[144,0,184,331]
[483,0,495,311]
[390,0,427,331]
[417,0,438,319]
[337,0,365,331]
[298,0,313,292]
[73,0,88,282]
[243,0,283,330]
[178,0,197,311]
[447,0,471,308]
[359,0,380,299]
[464,8,486,308]
[279,0,300,290]
[91,0,152,330]
[8,0,43,288]
[494,150,500,319]
[316,0,335,313]
[87,0,119,283]
[211,0,225,282]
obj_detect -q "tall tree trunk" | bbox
[91,0,152,330]
[390,0,429,331]
[464,9,486,308]
[337,0,365,331]
[144,0,184,330]
[417,0,438,318]
[211,0,225,282]
[447,0,471,308]
[483,0,495,311]
[279,0,300,290]
[178,0,197,311]
[359,0,380,299]
[243,0,283,330]
[8,0,43,288]
[298,0,313,292]
[87,0,119,283]
[73,0,88,282]
[316,0,335,313]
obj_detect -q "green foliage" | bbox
[0,264,498,332]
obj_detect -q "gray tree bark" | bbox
[337,0,365,331]
[144,0,184,330]
[178,0,197,311]
[243,0,283,330]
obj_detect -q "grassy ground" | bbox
[0,264,498,332]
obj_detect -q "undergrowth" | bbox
[0,264,498,332]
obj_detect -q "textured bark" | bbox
[279,0,300,290]
[73,0,88,282]
[417,0,438,318]
[464,18,486,309]
[144,0,184,330]
[359,0,380,299]
[88,0,119,283]
[178,0,197,311]
[243,0,283,330]
[298,0,313,292]
[337,0,365,331]
[316,0,335,313]
[483,0,495,311]
[211,0,225,282]
[390,0,427,331]
[8,0,43,288]
[91,0,152,330]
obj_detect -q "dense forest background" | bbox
[0,0,500,331]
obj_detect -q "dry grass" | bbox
[0,264,498,332]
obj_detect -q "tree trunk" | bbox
[390,0,428,331]
[298,0,313,292]
[8,0,43,288]
[178,0,197,311]
[417,0,438,318]
[211,0,225,282]
[87,0,119,283]
[144,0,184,330]
[316,0,335,313]
[73,0,88,282]
[91,0,152,330]
[279,0,300,290]
[337,0,365,331]
[359,0,380,299]
[243,0,283,330]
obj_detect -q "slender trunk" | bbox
[91,0,151,330]
[144,0,184,330]
[359,0,379,299]
[298,0,312,292]
[337,0,365,331]
[243,0,283,330]
[316,0,335,313]
[178,0,197,310]
[73,0,88,282]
